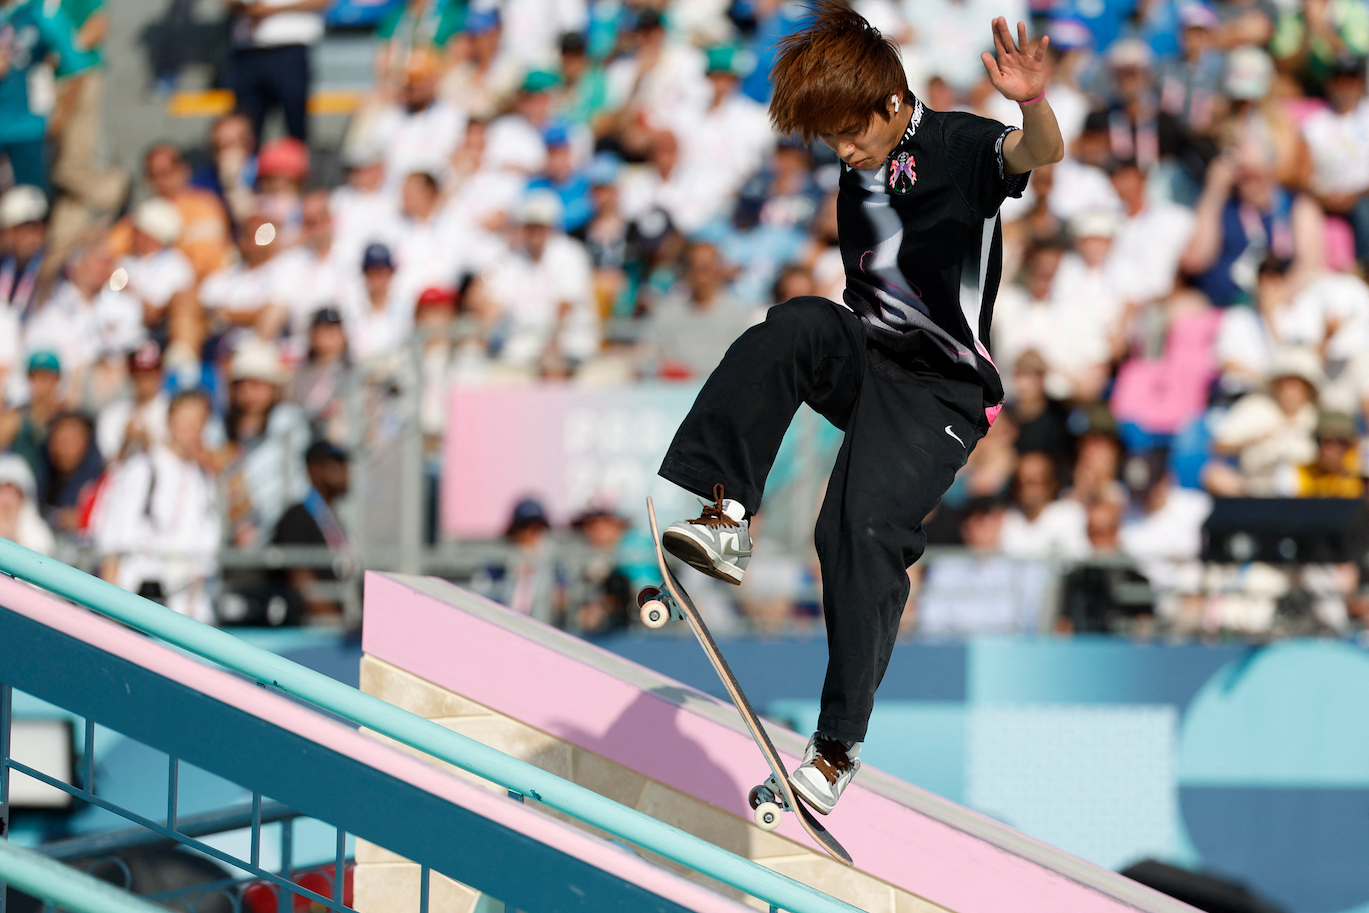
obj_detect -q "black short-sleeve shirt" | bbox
[838,98,1029,408]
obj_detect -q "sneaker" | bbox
[788,733,862,815]
[662,484,752,585]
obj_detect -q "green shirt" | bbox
[0,0,92,143]
[375,0,465,50]
[59,0,103,68]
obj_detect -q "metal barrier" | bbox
[0,539,861,913]
[0,838,171,913]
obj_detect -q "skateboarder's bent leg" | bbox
[658,296,867,513]
[814,353,988,744]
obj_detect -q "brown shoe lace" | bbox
[687,483,740,529]
[810,735,854,785]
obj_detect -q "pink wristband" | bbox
[1020,90,1046,106]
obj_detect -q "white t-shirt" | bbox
[485,113,549,174]
[368,101,468,193]
[1302,99,1369,196]
[271,245,361,349]
[246,0,324,47]
[1000,499,1092,560]
[97,392,170,462]
[481,233,599,365]
[1107,201,1196,305]
[199,257,293,318]
[1120,486,1213,563]
[119,248,195,311]
[26,282,145,371]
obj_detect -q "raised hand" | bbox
[981,17,1049,103]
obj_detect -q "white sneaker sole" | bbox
[662,526,746,585]
[788,771,837,815]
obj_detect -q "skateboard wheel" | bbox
[640,600,670,629]
[753,801,782,831]
[636,585,661,608]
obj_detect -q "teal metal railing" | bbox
[0,540,861,913]
[0,838,168,913]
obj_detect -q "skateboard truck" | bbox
[747,775,791,831]
[636,585,685,629]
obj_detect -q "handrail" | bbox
[0,540,861,913]
[0,838,168,913]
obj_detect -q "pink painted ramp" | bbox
[363,572,1197,913]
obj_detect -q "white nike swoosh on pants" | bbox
[945,425,965,447]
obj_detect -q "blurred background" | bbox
[5,0,1369,909]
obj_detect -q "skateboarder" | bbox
[659,1,1064,814]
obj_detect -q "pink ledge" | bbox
[363,572,1195,913]
[0,575,756,913]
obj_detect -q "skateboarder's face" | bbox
[818,96,905,171]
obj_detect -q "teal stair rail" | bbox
[0,540,862,913]
[0,838,168,913]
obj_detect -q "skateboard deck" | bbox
[643,497,853,866]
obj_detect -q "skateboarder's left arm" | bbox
[981,17,1065,174]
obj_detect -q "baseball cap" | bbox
[0,454,37,502]
[1178,2,1220,29]
[1315,411,1359,442]
[1046,16,1094,51]
[132,197,184,246]
[465,8,499,34]
[312,306,345,326]
[587,151,623,186]
[0,185,47,229]
[544,123,570,147]
[305,439,349,464]
[129,339,163,373]
[362,243,395,271]
[519,189,563,227]
[1268,347,1325,390]
[507,497,550,532]
[229,339,284,384]
[1329,53,1366,77]
[27,350,60,375]
[416,286,458,309]
[705,45,740,76]
[257,137,310,181]
[1069,209,1121,239]
[522,69,562,94]
[1108,38,1155,71]
[1224,46,1274,100]
[559,31,587,54]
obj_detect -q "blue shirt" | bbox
[0,0,90,144]
[527,174,594,232]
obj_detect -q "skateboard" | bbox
[639,497,853,866]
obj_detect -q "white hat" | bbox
[1225,46,1274,100]
[1069,209,1121,239]
[1107,38,1155,71]
[1268,347,1325,390]
[518,189,563,227]
[229,338,284,383]
[0,454,37,501]
[132,198,184,246]
[0,185,47,229]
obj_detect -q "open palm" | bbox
[981,17,1049,102]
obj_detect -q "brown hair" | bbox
[769,0,910,141]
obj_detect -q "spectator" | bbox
[48,0,127,250]
[527,126,594,233]
[288,308,351,440]
[473,190,598,375]
[26,233,145,404]
[641,240,758,380]
[1006,351,1074,465]
[96,340,169,462]
[413,286,457,439]
[116,198,195,339]
[1184,138,1324,308]
[0,185,49,320]
[471,497,566,626]
[272,190,355,354]
[372,0,466,91]
[0,453,55,555]
[221,339,310,546]
[1302,54,1369,270]
[0,0,92,190]
[1205,346,1322,495]
[226,0,327,143]
[132,144,233,279]
[568,502,633,633]
[368,49,467,193]
[1158,3,1224,135]
[390,170,464,306]
[1212,46,1309,194]
[555,30,611,129]
[1118,448,1212,607]
[485,70,560,175]
[94,389,219,622]
[36,410,102,539]
[1271,0,1369,90]
[1046,212,1123,400]
[253,136,309,244]
[1066,405,1127,505]
[271,439,351,621]
[4,352,65,479]
[329,142,391,275]
[437,8,521,119]
[1294,410,1364,497]
[191,113,259,228]
[198,213,290,341]
[992,239,1068,394]
[1000,451,1092,559]
[346,243,411,362]
[1214,254,1292,398]
[1107,159,1197,307]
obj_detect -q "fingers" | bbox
[1036,33,1050,60]
[1017,20,1028,51]
[990,16,1010,59]
[981,50,1002,82]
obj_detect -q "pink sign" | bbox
[443,384,702,537]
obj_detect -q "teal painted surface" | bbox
[768,699,967,803]
[0,539,861,913]
[1178,641,1369,786]
[0,838,168,913]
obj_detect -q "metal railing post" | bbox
[83,719,95,797]
[277,817,293,913]
[250,792,261,867]
[398,341,425,574]
[1,682,10,913]
[334,826,346,906]
[167,757,178,832]
[419,865,430,913]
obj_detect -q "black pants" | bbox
[659,297,988,742]
[229,44,310,143]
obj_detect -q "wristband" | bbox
[1020,90,1046,106]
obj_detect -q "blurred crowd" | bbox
[6,0,1369,634]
